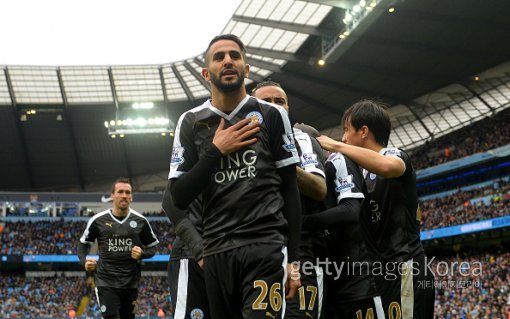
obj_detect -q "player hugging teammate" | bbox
[161,33,434,319]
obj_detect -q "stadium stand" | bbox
[432,250,510,318]
[0,273,172,318]
[0,219,174,255]
[411,108,510,171]
[420,177,510,230]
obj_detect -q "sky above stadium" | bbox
[0,0,241,66]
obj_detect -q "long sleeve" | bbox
[162,184,204,261]
[141,245,157,259]
[169,143,223,209]
[77,242,91,266]
[278,164,302,262]
[303,198,361,231]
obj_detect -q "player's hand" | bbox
[317,135,341,152]
[131,246,143,260]
[285,262,301,300]
[213,118,260,155]
[197,259,204,269]
[85,259,97,272]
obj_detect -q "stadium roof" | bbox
[1,0,509,191]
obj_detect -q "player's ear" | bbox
[245,64,250,78]
[202,68,210,81]
[360,125,369,138]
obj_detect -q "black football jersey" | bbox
[323,152,378,301]
[168,96,300,256]
[359,148,424,262]
[80,209,159,288]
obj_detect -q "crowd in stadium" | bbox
[0,220,175,255]
[411,107,510,170]
[0,274,172,318]
[420,179,510,230]
[0,274,87,318]
[433,250,510,318]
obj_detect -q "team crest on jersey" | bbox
[101,305,107,313]
[171,146,184,166]
[246,111,263,124]
[301,152,318,168]
[129,221,137,228]
[335,174,354,193]
[370,173,377,180]
[282,132,297,153]
[190,308,204,319]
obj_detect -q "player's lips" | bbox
[221,69,237,77]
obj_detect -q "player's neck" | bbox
[210,87,247,112]
[112,207,129,217]
[365,139,384,153]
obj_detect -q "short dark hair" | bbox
[251,80,283,95]
[111,177,131,193]
[342,99,391,147]
[204,34,246,65]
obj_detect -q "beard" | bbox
[209,69,245,93]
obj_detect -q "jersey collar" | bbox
[207,95,250,121]
[108,208,132,224]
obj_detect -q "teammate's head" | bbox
[251,81,289,112]
[341,99,391,147]
[111,178,133,212]
[202,34,249,93]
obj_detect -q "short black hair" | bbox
[204,34,246,65]
[111,177,131,194]
[342,99,391,147]
[251,80,283,95]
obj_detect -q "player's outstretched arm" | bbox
[317,135,405,178]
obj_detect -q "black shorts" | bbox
[326,296,385,319]
[376,253,435,319]
[204,243,287,319]
[95,286,138,319]
[168,258,211,319]
[284,265,324,319]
